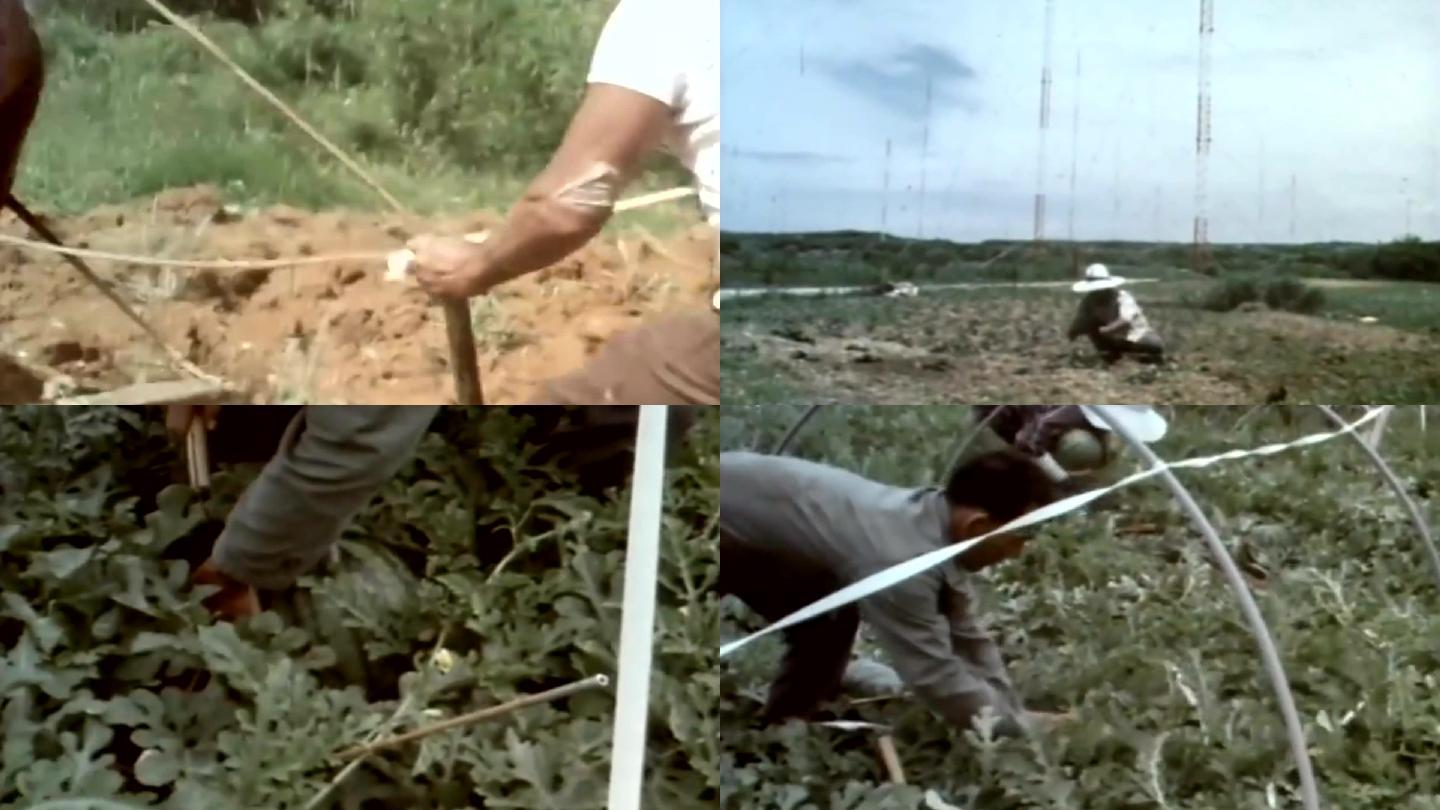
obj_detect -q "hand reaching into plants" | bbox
[192,557,260,621]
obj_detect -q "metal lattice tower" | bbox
[881,138,892,234]
[1296,173,1307,239]
[1193,0,1215,272]
[1033,0,1055,241]
[1404,177,1412,237]
[1067,51,1082,244]
[919,74,933,238]
[1258,138,1266,230]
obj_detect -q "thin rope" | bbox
[0,187,695,270]
[0,234,385,269]
[139,0,406,212]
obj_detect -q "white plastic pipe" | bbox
[606,405,669,810]
[1317,405,1440,591]
[1366,406,1393,450]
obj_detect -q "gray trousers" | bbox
[212,406,439,589]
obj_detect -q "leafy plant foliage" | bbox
[720,405,1440,809]
[1,406,717,809]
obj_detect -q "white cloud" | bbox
[722,0,1440,242]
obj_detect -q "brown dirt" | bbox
[0,353,43,403]
[723,287,1440,403]
[0,186,715,403]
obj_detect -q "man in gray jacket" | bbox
[719,449,1061,737]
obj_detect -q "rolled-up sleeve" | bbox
[860,573,1025,736]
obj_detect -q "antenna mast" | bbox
[1067,51,1082,244]
[1192,0,1215,272]
[1033,0,1055,241]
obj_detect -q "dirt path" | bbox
[0,186,715,403]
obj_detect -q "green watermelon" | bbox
[1053,429,1106,471]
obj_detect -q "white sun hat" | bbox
[1079,405,1169,443]
[1072,263,1127,293]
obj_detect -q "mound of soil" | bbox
[0,186,715,403]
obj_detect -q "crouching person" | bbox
[1067,264,1165,363]
[719,448,1068,737]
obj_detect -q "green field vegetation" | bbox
[720,405,1440,809]
[720,232,1440,288]
[0,406,718,809]
[16,0,688,228]
[722,282,1440,404]
[721,230,1440,405]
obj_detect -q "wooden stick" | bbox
[186,418,211,490]
[876,734,906,784]
[6,196,223,387]
[333,674,610,760]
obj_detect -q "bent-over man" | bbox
[720,449,1069,737]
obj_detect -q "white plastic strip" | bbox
[605,405,669,810]
[720,406,1384,659]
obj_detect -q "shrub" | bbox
[1263,277,1326,314]
[1371,237,1440,283]
[25,0,631,212]
[1197,278,1324,314]
[1198,278,1260,312]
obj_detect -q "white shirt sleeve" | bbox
[587,0,683,108]
[1118,290,1142,323]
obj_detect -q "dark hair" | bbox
[944,449,1059,523]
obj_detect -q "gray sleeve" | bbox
[860,574,1025,736]
[941,579,1016,695]
[212,405,439,589]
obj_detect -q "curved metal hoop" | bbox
[775,404,995,483]
[1316,405,1440,591]
[1098,409,1322,810]
[773,404,824,455]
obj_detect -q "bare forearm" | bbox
[472,191,612,288]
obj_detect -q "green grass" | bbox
[1318,282,1440,333]
[14,2,694,233]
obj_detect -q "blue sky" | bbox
[721,0,1440,243]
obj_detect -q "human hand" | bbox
[1012,406,1089,456]
[408,234,492,299]
[192,558,260,621]
[166,404,220,438]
